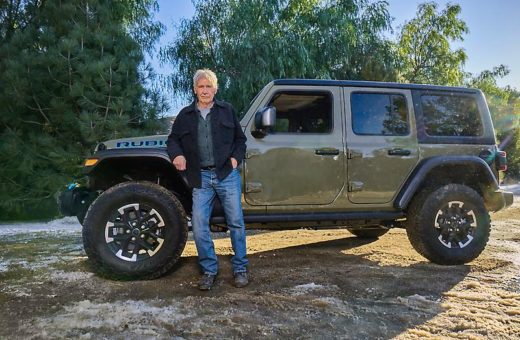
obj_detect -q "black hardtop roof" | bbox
[272,79,479,93]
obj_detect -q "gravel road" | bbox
[0,195,518,339]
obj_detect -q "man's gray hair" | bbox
[193,69,218,89]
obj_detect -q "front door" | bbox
[244,86,344,206]
[343,87,419,204]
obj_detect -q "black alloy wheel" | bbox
[434,200,477,249]
[105,203,167,262]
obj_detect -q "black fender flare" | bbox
[84,148,190,191]
[395,155,499,210]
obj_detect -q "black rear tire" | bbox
[406,184,490,265]
[348,227,389,239]
[82,181,188,280]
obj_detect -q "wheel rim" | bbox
[434,201,477,249]
[105,203,166,262]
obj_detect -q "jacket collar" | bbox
[185,99,225,114]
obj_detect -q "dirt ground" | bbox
[1,197,519,339]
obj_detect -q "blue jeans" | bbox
[191,168,248,275]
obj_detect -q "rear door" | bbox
[244,86,344,206]
[343,87,419,204]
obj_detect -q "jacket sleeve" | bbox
[166,114,185,161]
[230,106,247,165]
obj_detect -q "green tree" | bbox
[467,66,520,180]
[0,0,165,219]
[0,0,33,41]
[162,0,397,114]
[396,2,468,85]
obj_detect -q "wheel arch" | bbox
[395,156,499,210]
[84,148,192,211]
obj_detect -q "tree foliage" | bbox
[0,0,165,219]
[162,0,397,114]
[1,0,518,219]
[163,0,520,178]
[467,66,520,180]
[397,3,519,178]
[396,2,468,85]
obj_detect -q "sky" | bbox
[152,0,520,115]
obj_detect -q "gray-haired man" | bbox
[166,69,249,290]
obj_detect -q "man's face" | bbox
[194,77,217,105]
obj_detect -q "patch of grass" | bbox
[0,234,83,258]
[50,258,90,272]
[0,265,36,281]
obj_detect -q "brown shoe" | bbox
[234,271,249,288]
[198,273,216,291]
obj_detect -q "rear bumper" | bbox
[485,189,514,212]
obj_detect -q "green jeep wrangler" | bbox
[59,79,514,279]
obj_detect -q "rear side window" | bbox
[268,91,332,133]
[351,93,409,135]
[421,94,482,136]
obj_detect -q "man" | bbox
[166,69,249,290]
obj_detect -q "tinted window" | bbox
[268,91,332,133]
[421,94,482,136]
[351,93,409,135]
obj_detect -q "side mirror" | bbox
[252,106,276,138]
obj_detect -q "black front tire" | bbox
[406,184,490,265]
[77,207,87,226]
[83,181,188,280]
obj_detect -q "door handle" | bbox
[388,148,411,156]
[315,148,340,156]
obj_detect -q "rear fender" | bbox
[395,156,500,210]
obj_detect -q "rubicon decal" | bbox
[116,140,167,148]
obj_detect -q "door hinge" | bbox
[246,149,261,159]
[348,181,363,192]
[246,182,263,193]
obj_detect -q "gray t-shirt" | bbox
[199,107,211,120]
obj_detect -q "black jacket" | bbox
[166,100,247,188]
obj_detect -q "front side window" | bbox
[351,93,409,135]
[421,94,482,136]
[268,91,332,133]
